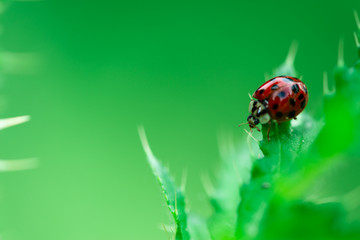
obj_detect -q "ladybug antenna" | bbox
[248,93,253,100]
[238,122,249,127]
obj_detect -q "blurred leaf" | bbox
[0,158,38,171]
[271,41,299,78]
[0,115,30,131]
[235,119,323,239]
[139,126,190,240]
[188,214,212,240]
[235,52,324,239]
[208,136,253,240]
[0,52,42,75]
[259,199,359,240]
[286,37,360,201]
[143,13,360,240]
[317,64,360,157]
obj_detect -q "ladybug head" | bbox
[247,100,271,130]
[247,114,260,129]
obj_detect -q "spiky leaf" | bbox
[208,136,253,240]
[139,126,190,240]
[235,48,324,239]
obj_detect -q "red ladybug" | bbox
[242,76,309,139]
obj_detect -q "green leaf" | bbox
[235,48,325,239]
[236,116,324,238]
[260,198,357,240]
[281,42,360,201]
[188,214,212,240]
[139,126,190,240]
[317,63,360,157]
[208,136,253,240]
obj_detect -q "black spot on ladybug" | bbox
[298,94,304,101]
[272,104,278,110]
[277,91,286,98]
[251,100,258,113]
[259,89,265,94]
[271,84,279,90]
[303,85,308,94]
[276,112,283,118]
[289,98,296,106]
[301,100,306,109]
[292,84,299,93]
[288,111,296,118]
[251,106,257,113]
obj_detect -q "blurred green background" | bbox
[0,0,358,239]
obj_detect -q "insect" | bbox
[240,76,309,140]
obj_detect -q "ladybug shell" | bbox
[252,76,308,122]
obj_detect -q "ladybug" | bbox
[241,76,309,140]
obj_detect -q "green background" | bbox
[0,0,358,239]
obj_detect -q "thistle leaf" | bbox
[283,36,360,200]
[208,135,253,240]
[236,118,324,239]
[260,199,357,240]
[138,126,190,240]
[235,49,325,239]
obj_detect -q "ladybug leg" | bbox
[267,123,271,141]
[249,126,260,132]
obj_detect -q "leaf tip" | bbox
[273,41,299,76]
[354,31,360,48]
[323,71,335,95]
[0,115,30,131]
[200,172,214,196]
[337,38,345,67]
[264,72,270,81]
[181,168,188,192]
[285,41,299,66]
[138,125,158,168]
[354,9,360,30]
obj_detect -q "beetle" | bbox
[240,76,308,140]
